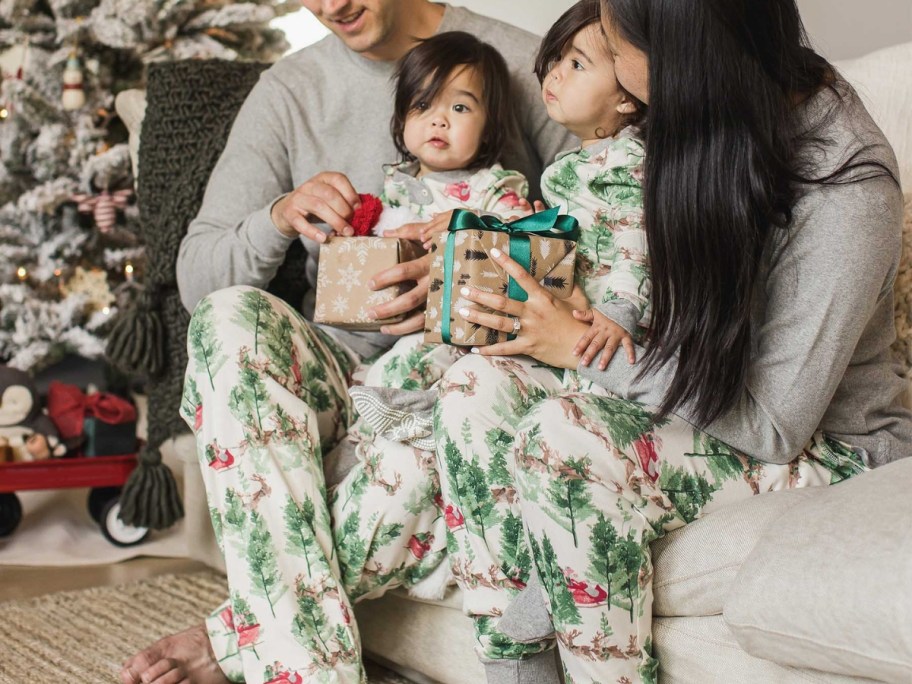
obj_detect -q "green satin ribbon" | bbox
[441,207,580,344]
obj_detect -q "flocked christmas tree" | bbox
[0,0,297,371]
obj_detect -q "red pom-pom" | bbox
[351,193,383,236]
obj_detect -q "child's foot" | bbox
[120,623,229,684]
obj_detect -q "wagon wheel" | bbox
[87,486,122,523]
[99,498,149,547]
[0,493,22,538]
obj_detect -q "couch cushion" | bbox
[724,458,912,682]
[654,616,876,683]
[651,486,823,617]
[355,589,487,684]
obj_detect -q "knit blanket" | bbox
[110,60,308,528]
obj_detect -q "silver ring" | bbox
[511,317,521,333]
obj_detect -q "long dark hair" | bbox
[391,31,517,169]
[601,0,897,425]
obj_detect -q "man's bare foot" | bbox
[120,623,230,684]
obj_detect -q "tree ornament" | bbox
[61,267,115,312]
[0,40,27,124]
[61,51,86,111]
[72,188,133,233]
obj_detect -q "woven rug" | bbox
[0,571,414,683]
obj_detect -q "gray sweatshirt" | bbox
[580,82,911,467]
[176,5,574,357]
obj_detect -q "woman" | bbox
[435,1,910,682]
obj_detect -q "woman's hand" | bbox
[459,248,592,369]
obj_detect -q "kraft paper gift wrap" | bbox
[314,237,421,331]
[424,208,579,346]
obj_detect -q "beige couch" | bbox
[122,42,912,683]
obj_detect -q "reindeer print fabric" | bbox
[433,352,867,683]
[181,285,448,684]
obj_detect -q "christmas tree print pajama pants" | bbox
[434,352,868,684]
[180,285,458,684]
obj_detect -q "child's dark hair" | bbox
[391,31,517,169]
[535,0,645,128]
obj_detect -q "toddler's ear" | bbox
[616,98,638,115]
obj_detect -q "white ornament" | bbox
[61,54,86,111]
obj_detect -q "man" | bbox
[122,2,573,683]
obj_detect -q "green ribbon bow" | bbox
[441,207,580,344]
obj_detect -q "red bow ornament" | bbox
[72,188,133,233]
[46,381,137,441]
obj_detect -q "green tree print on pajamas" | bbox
[434,353,867,683]
[180,286,451,684]
[541,126,650,340]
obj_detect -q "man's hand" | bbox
[368,252,433,335]
[271,172,360,243]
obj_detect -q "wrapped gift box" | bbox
[314,237,423,331]
[83,415,138,457]
[46,381,138,457]
[424,209,578,346]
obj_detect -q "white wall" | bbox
[275,1,911,59]
[797,0,912,60]
[450,1,572,36]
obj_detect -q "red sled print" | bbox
[566,576,608,607]
[237,623,261,648]
[207,443,236,471]
[265,671,303,684]
[218,605,235,631]
[445,181,471,202]
[445,504,465,531]
[632,433,660,483]
[407,533,434,559]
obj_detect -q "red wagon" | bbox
[0,454,149,546]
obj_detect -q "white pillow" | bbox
[723,458,912,682]
[834,42,912,195]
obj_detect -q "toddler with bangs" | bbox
[537,0,650,371]
[379,30,531,226]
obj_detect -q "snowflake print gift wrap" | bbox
[314,236,422,330]
[425,208,579,346]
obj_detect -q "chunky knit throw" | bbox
[109,60,309,529]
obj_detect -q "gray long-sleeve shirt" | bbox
[580,82,912,467]
[176,5,574,358]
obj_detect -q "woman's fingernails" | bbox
[470,347,480,354]
[491,248,502,258]
[459,307,470,318]
[342,226,354,237]
[460,287,470,296]
[380,327,389,334]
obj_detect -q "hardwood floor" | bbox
[0,557,211,602]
